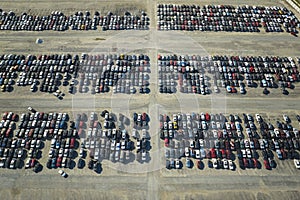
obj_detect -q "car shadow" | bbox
[69,160,76,169]
[94,162,102,174]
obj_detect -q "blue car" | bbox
[186,158,192,168]
[51,158,57,168]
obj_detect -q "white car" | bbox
[121,140,126,150]
[195,149,200,159]
[0,159,4,168]
[212,158,218,169]
[25,158,31,168]
[283,114,290,123]
[201,121,207,130]
[142,129,148,139]
[116,142,121,151]
[199,139,204,148]
[79,148,84,158]
[222,159,228,169]
[58,170,67,177]
[189,140,194,148]
[17,149,23,158]
[246,149,252,158]
[136,140,141,151]
[293,128,299,138]
[94,149,99,161]
[175,159,180,169]
[28,107,34,112]
[142,150,147,161]
[110,140,116,151]
[294,159,300,169]
[255,114,262,122]
[214,86,219,93]
[131,128,137,139]
[228,160,234,170]
[185,147,190,157]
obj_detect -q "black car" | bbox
[33,163,41,173]
[282,89,289,95]
[77,158,85,169]
[276,121,282,129]
[296,115,300,122]
[239,159,245,169]
[88,159,94,169]
[269,159,276,168]
[166,160,171,169]
[93,161,101,173]
[170,159,175,169]
[207,160,213,168]
[15,159,21,169]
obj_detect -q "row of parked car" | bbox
[0,108,79,172]
[78,111,151,165]
[0,53,151,96]
[158,54,211,94]
[158,54,300,95]
[0,9,149,31]
[0,54,79,94]
[161,112,300,170]
[211,55,299,95]
[2,52,298,96]
[157,4,300,36]
[76,53,150,94]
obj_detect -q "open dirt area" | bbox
[0,0,300,200]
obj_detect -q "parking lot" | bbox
[0,0,300,200]
[157,4,300,36]
[160,112,300,171]
[0,109,152,171]
[158,54,300,95]
[0,53,151,99]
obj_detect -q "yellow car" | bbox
[173,121,178,130]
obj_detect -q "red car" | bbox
[93,121,99,128]
[253,158,258,168]
[25,141,31,149]
[280,149,287,159]
[197,160,202,169]
[210,148,216,158]
[205,113,210,121]
[56,157,62,167]
[264,159,271,170]
[30,159,36,168]
[218,131,223,139]
[79,121,84,128]
[231,87,237,93]
[225,140,230,150]
[221,149,226,158]
[164,138,169,147]
[12,113,18,121]
[142,113,147,121]
[206,150,211,159]
[2,112,8,120]
[230,122,236,130]
[226,150,231,159]
[78,128,83,136]
[39,112,44,120]
[70,138,75,148]
[243,158,248,168]
[230,140,235,150]
[5,128,12,137]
